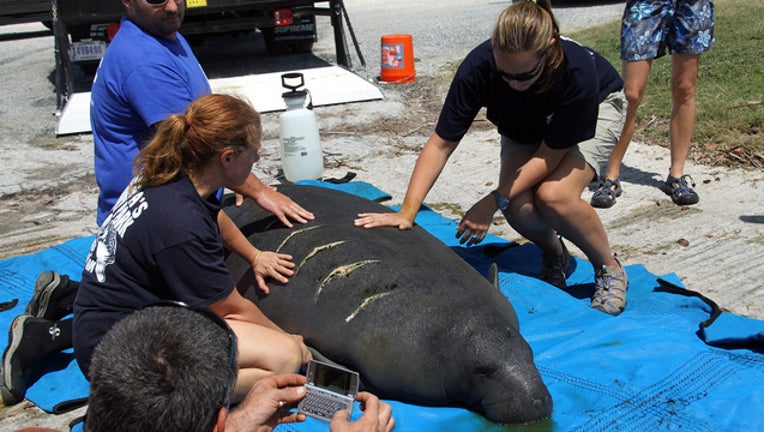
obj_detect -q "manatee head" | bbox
[460,324,553,424]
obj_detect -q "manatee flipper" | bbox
[487,263,499,290]
[486,262,519,330]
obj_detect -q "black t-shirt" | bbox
[435,38,623,149]
[73,174,235,375]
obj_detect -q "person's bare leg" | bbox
[668,53,700,179]
[537,155,618,269]
[497,150,562,257]
[603,59,653,181]
[227,320,304,402]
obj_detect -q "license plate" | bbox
[69,40,107,62]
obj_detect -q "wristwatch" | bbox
[491,189,510,211]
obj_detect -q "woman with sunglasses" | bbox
[73,93,311,402]
[355,0,630,315]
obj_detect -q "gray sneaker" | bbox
[539,237,575,290]
[591,257,628,315]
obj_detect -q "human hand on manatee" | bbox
[330,392,395,432]
[240,185,315,228]
[456,195,496,246]
[354,211,414,230]
[251,250,295,294]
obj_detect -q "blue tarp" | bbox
[2,181,763,431]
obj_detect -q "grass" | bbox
[568,0,764,168]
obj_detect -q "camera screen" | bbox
[313,363,352,394]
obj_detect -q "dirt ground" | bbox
[1,17,763,431]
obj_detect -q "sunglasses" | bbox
[140,0,179,7]
[145,300,238,374]
[496,50,547,82]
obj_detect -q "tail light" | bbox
[106,23,121,41]
[273,8,294,26]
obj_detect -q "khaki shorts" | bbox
[501,90,626,179]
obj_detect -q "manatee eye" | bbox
[474,365,495,378]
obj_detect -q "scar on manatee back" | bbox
[274,224,396,322]
[296,240,347,274]
[275,225,322,252]
[315,260,381,302]
[276,225,348,275]
[345,291,394,323]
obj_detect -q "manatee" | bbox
[223,184,552,424]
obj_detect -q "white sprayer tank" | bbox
[279,73,324,182]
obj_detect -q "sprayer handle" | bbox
[281,72,305,91]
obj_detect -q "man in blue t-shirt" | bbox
[90,0,314,227]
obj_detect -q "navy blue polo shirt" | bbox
[436,38,623,149]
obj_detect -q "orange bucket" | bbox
[380,34,416,83]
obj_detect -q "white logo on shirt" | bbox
[84,181,149,282]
